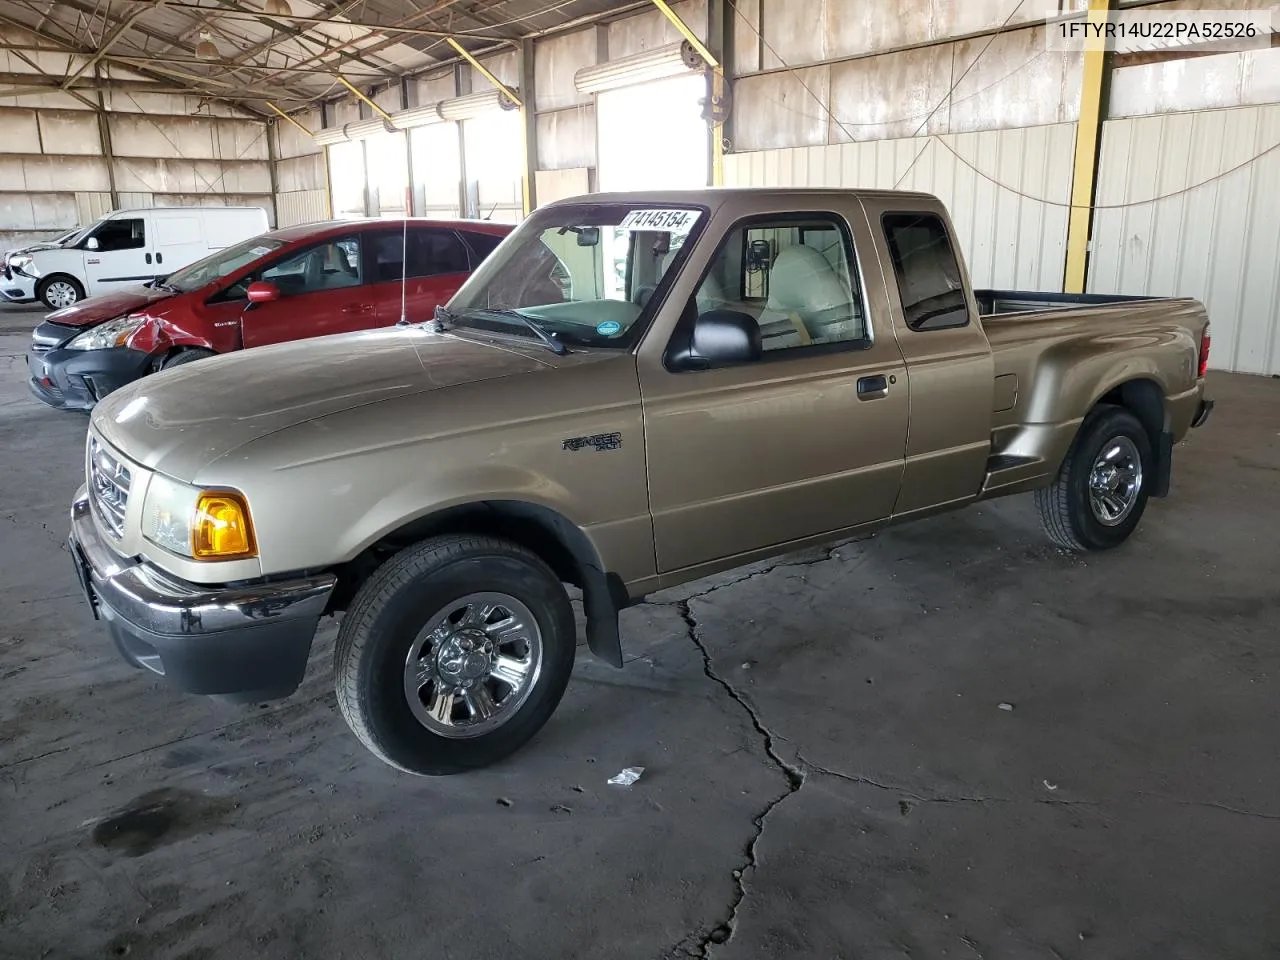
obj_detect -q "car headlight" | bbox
[66,315,148,351]
[9,254,34,277]
[142,473,257,560]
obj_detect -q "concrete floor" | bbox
[1,301,1277,960]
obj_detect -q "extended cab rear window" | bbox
[882,213,969,331]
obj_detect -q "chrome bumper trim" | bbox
[70,491,335,638]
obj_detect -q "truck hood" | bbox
[10,240,63,256]
[92,327,553,479]
[46,286,175,328]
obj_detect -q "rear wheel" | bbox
[1035,406,1152,551]
[334,535,576,775]
[37,275,84,310]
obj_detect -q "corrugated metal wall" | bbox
[1090,104,1280,376]
[273,106,327,228]
[0,24,276,250]
[724,122,1075,291]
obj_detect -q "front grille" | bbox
[89,437,131,539]
[3,265,11,281]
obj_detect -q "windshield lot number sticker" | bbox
[596,320,622,336]
[619,209,699,232]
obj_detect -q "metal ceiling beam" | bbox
[101,1,509,40]
[168,0,403,87]
[0,10,290,111]
[61,2,166,89]
[107,53,388,79]
[249,0,513,94]
[37,0,318,101]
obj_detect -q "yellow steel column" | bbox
[1063,0,1114,293]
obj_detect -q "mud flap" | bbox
[1151,430,1173,498]
[581,568,625,668]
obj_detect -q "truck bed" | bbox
[975,289,1157,317]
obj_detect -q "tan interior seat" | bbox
[757,246,860,348]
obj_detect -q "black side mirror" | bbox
[668,308,762,371]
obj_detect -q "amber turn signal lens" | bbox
[192,492,257,560]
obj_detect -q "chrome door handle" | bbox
[857,374,889,400]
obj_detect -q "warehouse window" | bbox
[882,213,969,331]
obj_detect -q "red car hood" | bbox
[45,286,176,327]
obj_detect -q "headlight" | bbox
[66,315,147,351]
[9,254,34,277]
[142,474,257,560]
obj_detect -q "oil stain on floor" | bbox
[91,788,236,858]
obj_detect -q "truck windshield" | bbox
[63,218,105,248]
[162,236,284,293]
[446,203,705,348]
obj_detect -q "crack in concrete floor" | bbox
[649,536,1280,958]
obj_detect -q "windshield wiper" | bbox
[468,308,569,356]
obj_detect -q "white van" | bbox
[8,206,270,309]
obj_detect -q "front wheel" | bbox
[161,348,216,370]
[1035,406,1153,551]
[37,275,84,310]
[334,535,576,775]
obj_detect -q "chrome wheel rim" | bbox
[45,281,78,308]
[1088,435,1143,526]
[403,592,543,739]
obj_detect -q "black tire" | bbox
[1035,405,1153,551]
[37,274,85,311]
[161,348,216,369]
[334,534,576,775]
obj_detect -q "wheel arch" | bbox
[1092,377,1171,496]
[37,272,85,304]
[331,499,630,668]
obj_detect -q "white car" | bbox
[2,227,81,304]
[8,206,270,310]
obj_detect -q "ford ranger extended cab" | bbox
[67,189,1214,776]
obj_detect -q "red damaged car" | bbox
[27,218,512,411]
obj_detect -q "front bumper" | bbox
[70,491,336,702]
[2,274,36,302]
[28,334,152,411]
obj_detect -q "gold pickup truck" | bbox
[68,189,1213,775]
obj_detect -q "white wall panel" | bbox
[608,0,706,59]
[415,70,456,107]
[113,157,272,194]
[536,105,596,171]
[0,156,110,192]
[723,122,1076,291]
[1089,105,1280,375]
[276,190,329,227]
[276,154,326,193]
[535,28,598,113]
[36,110,103,155]
[753,0,1081,69]
[535,167,591,207]
[471,52,518,92]
[0,109,41,154]
[1109,48,1280,119]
